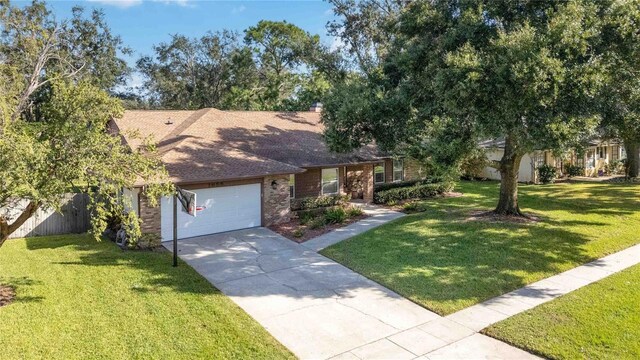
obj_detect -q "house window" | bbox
[289,174,295,198]
[321,168,339,195]
[598,146,606,159]
[612,146,619,161]
[393,159,404,182]
[533,153,545,169]
[374,163,385,184]
[586,149,596,168]
[575,156,584,167]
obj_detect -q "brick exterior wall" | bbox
[139,194,161,235]
[294,168,321,198]
[384,159,394,183]
[404,158,426,181]
[362,163,374,203]
[381,158,426,183]
[292,167,346,199]
[345,165,364,199]
[344,164,374,203]
[263,175,291,226]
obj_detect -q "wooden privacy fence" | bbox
[8,193,91,239]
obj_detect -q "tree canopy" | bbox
[137,31,245,110]
[596,0,640,177]
[136,20,343,111]
[0,0,170,246]
[323,0,629,216]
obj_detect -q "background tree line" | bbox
[128,20,346,111]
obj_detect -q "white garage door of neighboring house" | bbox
[160,183,261,241]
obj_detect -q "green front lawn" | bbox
[0,235,293,359]
[484,263,640,359]
[321,181,640,315]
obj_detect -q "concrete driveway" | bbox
[166,228,536,360]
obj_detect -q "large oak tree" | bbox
[597,0,640,178]
[323,0,606,216]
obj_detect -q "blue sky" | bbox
[34,0,338,87]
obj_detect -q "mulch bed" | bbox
[0,285,16,307]
[270,214,369,243]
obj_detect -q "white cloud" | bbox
[152,0,193,7]
[87,0,143,9]
[87,0,193,9]
[232,5,246,14]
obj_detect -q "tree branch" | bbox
[487,159,501,170]
[0,200,40,247]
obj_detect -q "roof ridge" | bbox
[156,108,214,154]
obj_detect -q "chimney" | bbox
[309,102,323,112]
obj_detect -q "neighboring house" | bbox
[571,139,625,177]
[479,139,541,183]
[480,139,626,183]
[110,104,424,241]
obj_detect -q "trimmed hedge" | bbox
[290,194,350,211]
[374,182,454,204]
[374,179,434,192]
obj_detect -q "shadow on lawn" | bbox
[25,235,218,296]
[352,211,593,311]
[323,181,640,313]
[0,276,45,304]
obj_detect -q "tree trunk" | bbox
[494,136,524,216]
[0,201,40,248]
[625,141,640,178]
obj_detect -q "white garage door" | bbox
[161,183,261,240]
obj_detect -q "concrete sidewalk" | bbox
[165,227,537,359]
[447,243,640,331]
[302,204,405,252]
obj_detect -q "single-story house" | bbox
[110,104,425,240]
[567,139,626,177]
[480,139,627,183]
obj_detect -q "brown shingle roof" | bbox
[114,108,386,184]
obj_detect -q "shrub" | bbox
[291,194,350,211]
[374,179,433,192]
[298,211,315,225]
[345,206,364,217]
[606,159,624,175]
[308,217,326,230]
[537,164,557,184]
[374,182,454,204]
[565,164,584,177]
[292,229,305,238]
[135,233,162,249]
[460,151,489,179]
[324,207,347,224]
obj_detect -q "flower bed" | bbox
[270,205,367,243]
